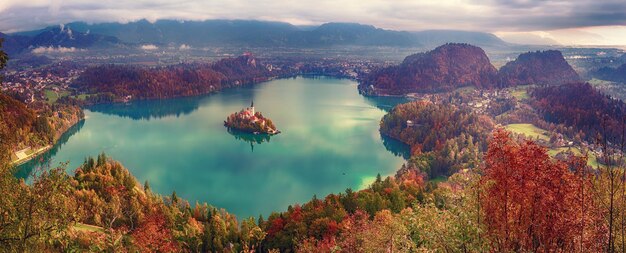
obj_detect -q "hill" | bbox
[0,93,51,161]
[72,54,282,101]
[497,50,581,86]
[361,46,581,95]
[359,43,498,95]
[592,63,626,83]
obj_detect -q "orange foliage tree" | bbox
[131,210,179,252]
[482,129,605,252]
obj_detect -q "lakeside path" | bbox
[10,145,51,166]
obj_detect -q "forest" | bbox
[531,82,626,144]
[0,92,83,161]
[593,63,626,83]
[1,129,621,252]
[72,54,290,102]
[380,100,493,178]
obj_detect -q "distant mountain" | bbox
[0,26,119,56]
[498,50,581,86]
[29,26,119,48]
[592,63,626,83]
[60,19,299,46]
[60,20,418,47]
[412,30,510,48]
[291,23,416,47]
[7,19,510,50]
[0,32,31,55]
[359,43,498,95]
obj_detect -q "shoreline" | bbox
[12,74,401,169]
[76,74,357,107]
[10,145,51,166]
[10,115,84,167]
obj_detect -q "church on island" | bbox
[224,101,280,135]
[242,101,256,120]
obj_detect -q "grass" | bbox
[71,94,89,100]
[430,176,447,184]
[505,123,550,141]
[510,85,532,100]
[511,89,529,100]
[454,86,477,93]
[73,223,104,233]
[547,147,600,167]
[547,147,581,156]
[506,123,602,167]
[44,89,70,104]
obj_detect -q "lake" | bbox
[18,76,410,219]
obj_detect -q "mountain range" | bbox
[0,19,511,56]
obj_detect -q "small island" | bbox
[224,101,280,135]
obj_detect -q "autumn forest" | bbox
[2,22,626,253]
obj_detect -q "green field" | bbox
[511,89,529,100]
[504,124,601,165]
[76,94,89,100]
[510,85,532,100]
[70,94,89,100]
[547,147,581,156]
[430,176,447,184]
[505,123,550,141]
[73,223,104,233]
[44,89,70,104]
[548,147,601,167]
[454,85,477,93]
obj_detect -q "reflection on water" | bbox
[17,76,410,219]
[15,119,85,179]
[380,133,411,160]
[227,128,272,152]
[362,95,411,112]
[88,96,204,120]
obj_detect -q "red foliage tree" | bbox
[131,211,179,252]
[482,129,605,252]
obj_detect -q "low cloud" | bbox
[1,0,626,45]
[140,44,158,50]
[179,44,191,50]
[31,46,85,54]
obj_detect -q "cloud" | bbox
[140,44,158,50]
[32,46,85,54]
[179,44,191,50]
[496,31,561,45]
[0,0,625,44]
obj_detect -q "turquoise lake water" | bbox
[18,76,410,219]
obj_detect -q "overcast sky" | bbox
[1,0,626,45]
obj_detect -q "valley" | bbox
[1,17,626,252]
